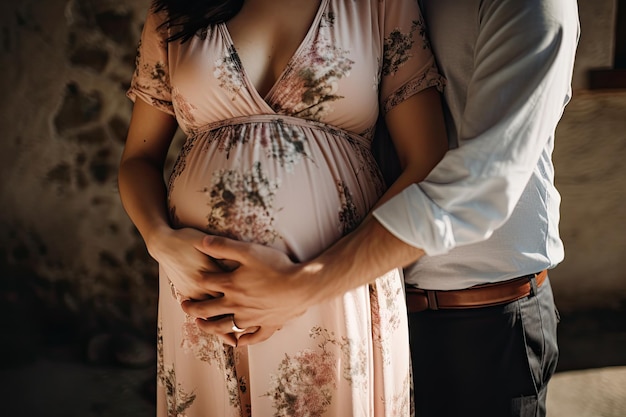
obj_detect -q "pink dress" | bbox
[128,1,443,416]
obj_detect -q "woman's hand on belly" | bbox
[147,227,237,301]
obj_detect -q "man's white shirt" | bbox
[373,0,580,290]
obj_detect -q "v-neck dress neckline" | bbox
[218,0,329,109]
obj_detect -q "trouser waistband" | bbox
[406,270,547,313]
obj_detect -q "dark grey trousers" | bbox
[409,277,559,417]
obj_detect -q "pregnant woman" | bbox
[118,0,447,415]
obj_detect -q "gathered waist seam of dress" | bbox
[191,114,370,147]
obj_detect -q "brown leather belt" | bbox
[406,270,547,313]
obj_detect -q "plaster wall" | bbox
[0,0,624,333]
[548,0,626,310]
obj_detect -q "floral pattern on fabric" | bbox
[203,162,280,244]
[196,27,209,41]
[383,61,445,113]
[414,17,432,50]
[369,274,403,368]
[130,37,173,114]
[181,315,227,365]
[391,370,412,416]
[265,349,336,416]
[157,322,197,417]
[264,326,367,416]
[213,120,311,171]
[215,44,246,101]
[382,20,420,76]
[320,10,335,28]
[172,87,199,135]
[337,180,360,235]
[168,136,198,193]
[273,17,354,121]
[376,275,403,333]
[308,327,369,390]
[180,316,242,409]
[268,119,312,170]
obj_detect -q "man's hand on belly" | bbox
[181,216,425,346]
[180,235,310,346]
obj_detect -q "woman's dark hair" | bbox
[152,0,244,43]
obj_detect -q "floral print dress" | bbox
[128,1,443,416]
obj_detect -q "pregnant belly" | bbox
[167,116,385,261]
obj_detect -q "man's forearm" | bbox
[296,215,425,307]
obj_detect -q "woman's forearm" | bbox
[118,157,173,251]
[118,98,180,252]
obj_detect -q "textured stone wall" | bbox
[0,0,624,339]
[0,0,161,335]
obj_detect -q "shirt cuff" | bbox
[372,184,455,256]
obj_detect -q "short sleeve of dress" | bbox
[379,0,445,114]
[126,9,175,116]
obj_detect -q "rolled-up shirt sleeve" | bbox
[373,0,580,255]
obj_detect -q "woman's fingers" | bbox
[182,297,230,320]
[194,316,237,344]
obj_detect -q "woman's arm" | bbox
[118,99,178,244]
[375,87,448,208]
[118,99,224,301]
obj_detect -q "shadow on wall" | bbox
[556,304,626,373]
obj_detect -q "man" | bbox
[183,0,580,415]
[395,1,580,415]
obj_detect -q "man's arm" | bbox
[374,0,580,255]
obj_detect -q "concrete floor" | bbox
[548,366,626,417]
[1,307,625,417]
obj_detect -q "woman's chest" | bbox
[167,1,382,135]
[224,0,325,98]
